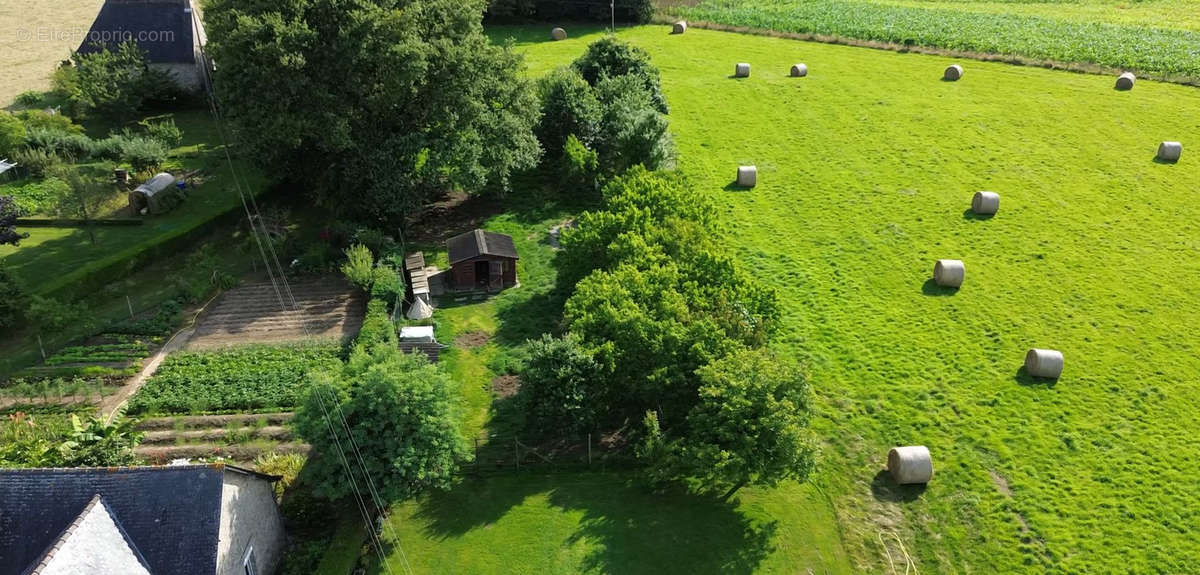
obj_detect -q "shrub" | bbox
[140,118,183,148]
[518,334,605,434]
[62,41,175,119]
[24,127,95,159]
[115,135,169,172]
[354,299,396,353]
[15,91,44,107]
[595,75,674,173]
[26,295,93,335]
[0,266,27,329]
[370,264,404,304]
[536,68,602,154]
[562,134,601,196]
[573,36,667,114]
[0,112,25,157]
[7,177,70,215]
[18,110,84,135]
[1,195,27,247]
[9,149,63,179]
[340,244,375,292]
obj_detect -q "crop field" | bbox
[126,343,342,415]
[470,25,1200,573]
[0,0,105,105]
[660,0,1200,81]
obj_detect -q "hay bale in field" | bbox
[888,446,933,485]
[790,63,808,77]
[1157,141,1182,162]
[737,165,757,187]
[1025,348,1063,379]
[944,64,964,81]
[971,191,1000,215]
[672,21,687,34]
[933,259,965,288]
[1116,72,1136,91]
[551,27,567,41]
[735,63,751,78]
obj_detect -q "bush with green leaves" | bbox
[354,299,397,353]
[536,68,602,155]
[0,112,24,157]
[139,118,183,148]
[518,334,605,434]
[573,36,667,114]
[23,128,95,159]
[562,134,601,194]
[57,41,175,119]
[7,177,70,215]
[26,295,93,336]
[0,265,27,329]
[18,110,84,135]
[340,244,375,292]
[594,75,674,174]
[15,91,44,107]
[9,148,62,179]
[294,345,469,502]
[0,413,142,468]
[1,195,27,248]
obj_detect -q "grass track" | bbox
[492,24,1200,572]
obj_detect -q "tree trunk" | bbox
[721,479,748,502]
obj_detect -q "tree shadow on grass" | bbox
[415,474,778,574]
[1014,366,1058,388]
[870,470,926,503]
[493,288,567,347]
[921,278,958,297]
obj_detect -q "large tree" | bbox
[293,345,469,502]
[205,0,541,228]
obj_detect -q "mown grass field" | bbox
[661,0,1200,80]
[454,25,1200,573]
[0,0,105,105]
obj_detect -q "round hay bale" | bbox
[933,259,965,288]
[1157,141,1183,162]
[888,446,933,485]
[735,63,751,78]
[971,191,1000,215]
[1025,349,1064,379]
[550,27,567,41]
[790,63,808,77]
[944,64,964,81]
[737,165,757,187]
[1115,72,1136,91]
[672,21,687,34]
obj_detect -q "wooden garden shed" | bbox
[447,229,518,291]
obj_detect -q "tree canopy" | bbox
[0,195,27,247]
[293,345,468,502]
[205,0,541,227]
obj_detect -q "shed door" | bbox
[489,260,503,290]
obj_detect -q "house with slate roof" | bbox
[76,0,208,92]
[0,463,285,575]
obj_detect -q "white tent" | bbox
[406,297,433,320]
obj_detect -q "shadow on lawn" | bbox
[920,278,958,297]
[416,475,778,574]
[870,470,926,503]
[1013,366,1058,387]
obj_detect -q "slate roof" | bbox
[77,0,197,64]
[0,465,224,575]
[447,229,519,265]
[29,495,152,575]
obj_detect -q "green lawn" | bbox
[481,24,1200,573]
[661,0,1200,80]
[0,109,262,297]
[378,472,851,574]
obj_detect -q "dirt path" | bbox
[99,328,195,423]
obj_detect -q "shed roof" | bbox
[0,465,227,575]
[447,229,518,265]
[77,0,197,64]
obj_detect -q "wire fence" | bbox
[467,431,639,474]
